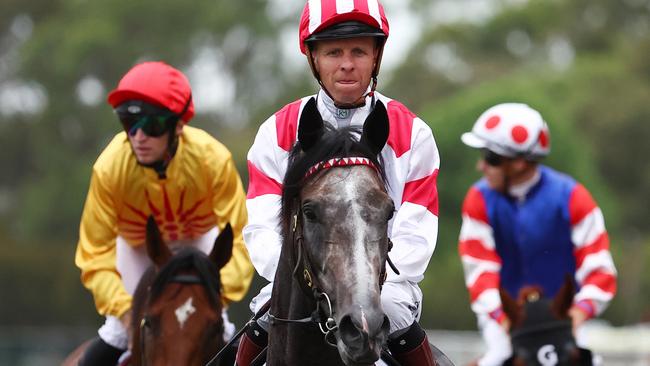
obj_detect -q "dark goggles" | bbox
[115,101,177,137]
[482,149,508,167]
[118,114,174,137]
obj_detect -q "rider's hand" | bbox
[568,306,588,333]
[499,316,511,333]
[120,309,133,350]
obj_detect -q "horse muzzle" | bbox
[337,311,390,365]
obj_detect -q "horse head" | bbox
[270,98,393,366]
[131,216,233,366]
[500,276,593,366]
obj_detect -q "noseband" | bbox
[269,157,399,347]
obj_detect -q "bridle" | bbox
[139,273,211,365]
[268,157,399,347]
[509,317,592,365]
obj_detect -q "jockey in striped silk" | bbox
[458,103,617,366]
[236,1,440,365]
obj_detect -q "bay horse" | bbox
[62,217,233,366]
[130,216,233,365]
[500,276,594,366]
[266,97,395,366]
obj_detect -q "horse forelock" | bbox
[149,247,222,308]
[280,124,386,231]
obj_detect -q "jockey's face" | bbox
[312,37,378,105]
[477,155,534,193]
[128,123,182,164]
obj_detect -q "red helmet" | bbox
[107,61,194,123]
[298,0,390,54]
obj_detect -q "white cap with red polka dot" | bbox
[461,103,551,160]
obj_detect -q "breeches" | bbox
[250,280,423,334]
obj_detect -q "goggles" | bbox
[482,149,508,167]
[118,114,174,137]
[114,100,178,137]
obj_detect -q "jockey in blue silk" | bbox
[458,103,617,366]
[74,61,253,366]
[236,0,441,365]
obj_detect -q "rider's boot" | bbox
[235,320,268,366]
[78,336,125,366]
[387,321,436,366]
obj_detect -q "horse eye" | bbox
[385,203,395,221]
[303,207,317,221]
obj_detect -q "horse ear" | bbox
[298,98,324,152]
[360,101,389,156]
[146,216,172,268]
[552,274,576,318]
[209,223,234,270]
[500,286,520,327]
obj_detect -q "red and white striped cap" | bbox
[299,0,390,54]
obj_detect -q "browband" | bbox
[304,157,378,180]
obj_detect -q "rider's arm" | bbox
[384,109,440,283]
[458,187,506,325]
[75,166,132,318]
[243,116,288,282]
[568,183,617,320]
[209,147,254,303]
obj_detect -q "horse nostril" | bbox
[381,315,390,335]
[338,314,365,346]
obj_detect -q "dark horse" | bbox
[266,98,394,366]
[500,276,593,366]
[129,216,233,365]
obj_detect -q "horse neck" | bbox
[268,246,345,366]
[130,266,157,366]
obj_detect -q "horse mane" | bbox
[280,124,387,232]
[149,247,222,307]
[517,286,544,304]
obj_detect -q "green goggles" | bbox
[119,114,173,137]
[115,100,178,137]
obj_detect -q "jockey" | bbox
[458,103,618,366]
[237,1,440,365]
[74,61,254,366]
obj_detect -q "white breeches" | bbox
[115,227,219,295]
[251,280,423,333]
[99,228,235,348]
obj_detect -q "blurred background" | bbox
[1,0,649,364]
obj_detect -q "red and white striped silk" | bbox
[458,184,617,320]
[244,91,439,283]
[458,187,503,317]
[569,184,617,318]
